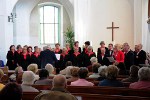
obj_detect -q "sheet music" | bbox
[55,54,60,60]
[107,57,115,62]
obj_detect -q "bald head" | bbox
[53,74,66,88]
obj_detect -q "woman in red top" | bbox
[54,43,62,54]
[113,44,124,64]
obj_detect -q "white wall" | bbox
[75,0,134,52]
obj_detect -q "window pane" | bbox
[44,24,54,44]
[44,6,54,23]
[55,7,59,23]
[55,24,59,43]
[40,7,43,23]
[40,24,44,44]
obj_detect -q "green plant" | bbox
[64,26,75,49]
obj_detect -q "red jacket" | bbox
[114,51,124,63]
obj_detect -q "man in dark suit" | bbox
[134,44,146,66]
[123,43,134,70]
[40,46,57,68]
[107,43,114,57]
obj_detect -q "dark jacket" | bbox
[6,51,16,70]
[99,79,123,87]
[97,54,110,66]
[124,50,134,70]
[134,50,146,66]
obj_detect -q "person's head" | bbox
[74,41,79,47]
[74,47,79,53]
[78,67,88,79]
[15,66,23,74]
[27,46,32,53]
[123,43,130,52]
[27,64,38,74]
[16,45,22,52]
[65,61,72,67]
[138,67,150,81]
[106,65,119,80]
[45,64,54,75]
[55,43,60,49]
[34,46,39,52]
[22,47,27,53]
[65,66,74,77]
[130,65,140,77]
[0,69,4,79]
[84,41,90,48]
[44,45,51,50]
[117,62,126,70]
[9,45,15,52]
[114,44,122,52]
[134,45,138,52]
[53,74,67,88]
[101,48,106,54]
[100,41,105,48]
[70,67,80,77]
[98,65,107,77]
[137,44,143,51]
[66,43,70,49]
[0,82,22,100]
[90,57,98,65]
[22,71,35,85]
[87,46,93,53]
[39,69,49,79]
[92,63,101,73]
[108,43,113,50]
[62,47,67,54]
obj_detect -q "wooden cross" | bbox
[107,22,119,41]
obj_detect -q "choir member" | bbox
[97,48,109,66]
[20,47,30,71]
[27,46,33,57]
[71,47,83,67]
[31,46,41,69]
[14,45,22,66]
[59,47,70,70]
[123,43,134,70]
[83,46,96,67]
[113,44,124,64]
[6,45,16,70]
[74,41,82,53]
[108,43,113,57]
[66,43,71,54]
[134,44,146,66]
[97,41,108,56]
[54,43,62,54]
[82,41,90,54]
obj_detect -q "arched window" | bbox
[39,3,62,44]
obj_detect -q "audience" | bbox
[122,65,140,83]
[129,67,150,89]
[0,69,5,90]
[27,64,39,80]
[21,71,39,92]
[45,64,55,76]
[34,69,52,85]
[117,62,128,75]
[0,82,22,100]
[87,57,98,72]
[89,63,100,78]
[67,67,80,82]
[99,65,123,87]
[70,67,94,86]
[35,74,77,100]
[97,65,107,81]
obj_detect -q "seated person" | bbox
[89,63,100,78]
[129,67,150,89]
[122,65,139,83]
[0,69,5,90]
[34,69,52,85]
[45,64,55,77]
[0,82,22,100]
[67,67,80,82]
[35,74,77,100]
[99,65,123,87]
[70,67,94,86]
[9,66,23,82]
[87,57,98,72]
[117,62,128,75]
[27,64,39,80]
[21,71,39,92]
[97,65,107,81]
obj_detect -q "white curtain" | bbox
[74,0,90,47]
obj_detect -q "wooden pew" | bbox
[22,92,40,100]
[32,85,52,91]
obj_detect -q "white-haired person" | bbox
[129,67,150,89]
[60,66,74,78]
[97,65,107,81]
[83,46,96,68]
[27,64,39,80]
[21,71,39,92]
[45,64,55,77]
[87,57,98,72]
[99,65,123,87]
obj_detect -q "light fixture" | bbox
[8,13,17,23]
